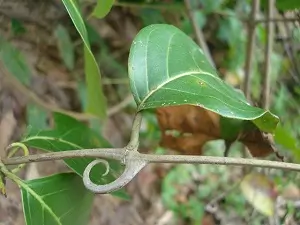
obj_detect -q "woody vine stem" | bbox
[1,112,300,193]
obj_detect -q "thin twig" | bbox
[183,0,215,67]
[262,0,275,109]
[254,17,300,23]
[0,61,133,120]
[115,2,299,23]
[276,17,300,84]
[114,1,183,11]
[282,15,300,78]
[56,78,129,88]
[208,9,299,23]
[107,95,134,116]
[243,0,260,100]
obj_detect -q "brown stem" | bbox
[184,0,215,67]
[243,0,260,100]
[262,0,275,109]
[254,17,300,23]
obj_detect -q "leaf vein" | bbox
[166,32,177,79]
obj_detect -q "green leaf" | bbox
[128,24,279,133]
[27,104,48,131]
[10,18,26,35]
[199,0,224,13]
[83,46,107,118]
[92,0,114,18]
[54,24,75,70]
[217,11,246,70]
[274,124,300,162]
[276,0,300,10]
[61,0,107,118]
[22,113,128,199]
[0,37,31,85]
[292,27,300,42]
[139,9,165,26]
[181,11,206,36]
[0,172,6,197]
[20,173,93,225]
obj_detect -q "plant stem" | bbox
[114,2,183,11]
[243,0,260,100]
[2,148,125,165]
[184,0,215,68]
[3,150,300,172]
[126,112,143,150]
[262,0,275,109]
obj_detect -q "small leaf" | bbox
[217,12,246,70]
[10,18,26,35]
[292,27,300,42]
[0,37,31,85]
[128,24,279,133]
[20,173,93,225]
[92,0,114,18]
[22,112,128,199]
[274,124,300,162]
[0,172,6,197]
[54,24,75,70]
[27,104,48,131]
[139,9,165,26]
[240,173,277,217]
[61,0,107,118]
[276,0,300,10]
[199,0,224,13]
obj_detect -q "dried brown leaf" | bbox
[156,105,274,157]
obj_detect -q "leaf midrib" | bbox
[138,70,229,110]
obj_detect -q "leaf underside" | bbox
[128,24,279,133]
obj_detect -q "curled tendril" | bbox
[83,155,147,194]
[5,142,29,174]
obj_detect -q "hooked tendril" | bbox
[82,155,147,194]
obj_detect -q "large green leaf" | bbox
[22,113,128,199]
[0,37,31,85]
[61,0,107,118]
[20,173,93,225]
[128,24,279,133]
[92,0,114,18]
